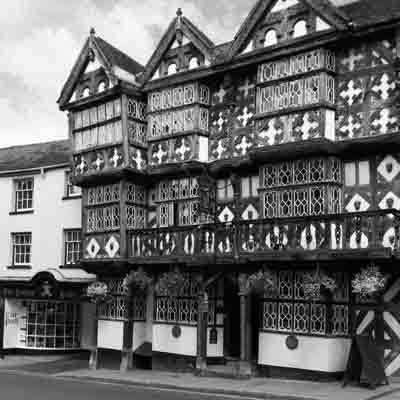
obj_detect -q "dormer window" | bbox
[293,20,307,38]
[98,81,106,93]
[189,57,200,70]
[82,87,90,98]
[264,29,278,47]
[167,63,177,75]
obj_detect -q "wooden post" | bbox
[196,292,208,373]
[238,274,252,377]
[89,304,99,370]
[0,289,4,359]
[120,287,134,372]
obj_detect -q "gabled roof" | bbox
[57,31,144,109]
[341,0,400,27]
[228,0,351,59]
[141,9,215,83]
[0,140,71,173]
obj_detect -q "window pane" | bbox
[241,178,250,198]
[344,163,356,186]
[358,161,370,185]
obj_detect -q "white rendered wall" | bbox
[152,324,224,357]
[259,332,351,372]
[98,320,124,350]
[0,168,81,278]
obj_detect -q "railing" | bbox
[128,210,400,262]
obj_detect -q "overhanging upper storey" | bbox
[228,0,351,60]
[141,9,215,84]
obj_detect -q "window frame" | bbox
[64,171,81,199]
[344,160,371,187]
[63,229,82,266]
[11,232,32,266]
[13,177,34,212]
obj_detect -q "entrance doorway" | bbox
[223,276,240,358]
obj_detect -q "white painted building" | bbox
[0,140,95,352]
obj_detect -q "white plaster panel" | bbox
[152,324,197,356]
[198,136,209,162]
[98,320,124,350]
[258,332,351,372]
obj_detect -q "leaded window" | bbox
[99,279,127,321]
[155,273,201,325]
[14,178,34,211]
[262,271,350,336]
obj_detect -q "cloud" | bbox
[0,0,359,148]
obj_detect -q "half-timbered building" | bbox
[58,0,400,378]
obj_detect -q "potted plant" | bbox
[352,264,388,301]
[155,269,189,297]
[86,281,112,304]
[123,267,153,294]
[303,269,337,300]
[241,269,277,296]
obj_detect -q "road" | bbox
[0,371,264,400]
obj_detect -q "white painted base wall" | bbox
[152,324,224,357]
[258,332,351,372]
[98,320,124,350]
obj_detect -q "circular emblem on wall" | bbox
[172,325,182,339]
[286,335,299,350]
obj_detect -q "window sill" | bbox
[62,195,82,201]
[9,210,34,216]
[6,265,32,270]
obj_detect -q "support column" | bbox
[120,288,134,372]
[238,274,252,377]
[0,289,4,359]
[89,304,99,370]
[196,292,208,374]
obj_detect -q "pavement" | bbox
[1,354,400,400]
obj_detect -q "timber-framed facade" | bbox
[59,0,400,378]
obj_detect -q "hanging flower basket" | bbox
[123,268,153,294]
[155,269,188,297]
[303,270,337,300]
[86,281,112,304]
[352,264,388,300]
[242,269,277,296]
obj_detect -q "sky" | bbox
[0,0,357,148]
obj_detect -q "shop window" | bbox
[12,232,32,266]
[14,177,34,212]
[64,230,81,265]
[261,271,350,336]
[26,301,80,349]
[344,161,370,186]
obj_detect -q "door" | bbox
[223,276,240,358]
